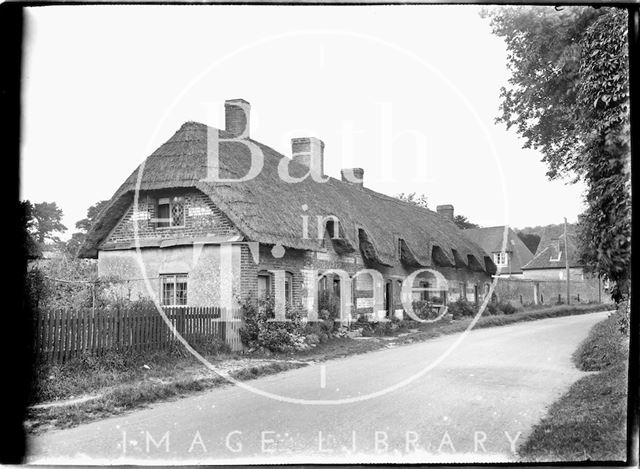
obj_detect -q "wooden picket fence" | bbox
[32,306,244,364]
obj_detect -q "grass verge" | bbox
[26,360,306,435]
[27,302,612,435]
[518,309,628,462]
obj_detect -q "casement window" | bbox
[466,283,477,303]
[258,273,271,300]
[156,196,185,228]
[257,272,293,304]
[160,274,188,306]
[493,251,508,266]
[419,281,430,302]
[285,272,293,305]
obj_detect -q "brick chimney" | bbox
[292,137,324,176]
[225,99,250,138]
[436,204,454,221]
[340,168,364,188]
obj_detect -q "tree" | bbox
[20,201,40,259]
[483,6,630,300]
[516,232,541,254]
[453,215,479,230]
[26,201,67,245]
[75,200,108,233]
[65,200,108,257]
[396,192,429,209]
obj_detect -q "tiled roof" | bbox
[463,226,534,274]
[522,231,582,270]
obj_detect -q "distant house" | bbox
[463,226,534,277]
[521,226,585,281]
[79,99,496,319]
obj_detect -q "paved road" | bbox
[27,311,610,464]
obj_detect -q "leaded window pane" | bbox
[171,198,185,227]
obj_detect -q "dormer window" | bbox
[156,196,185,228]
[493,251,508,266]
[550,250,562,262]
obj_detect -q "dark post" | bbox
[564,217,570,305]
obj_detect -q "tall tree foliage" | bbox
[25,201,67,246]
[516,232,541,254]
[484,6,631,300]
[453,215,479,230]
[65,200,109,257]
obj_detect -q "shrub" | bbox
[318,291,341,320]
[448,299,476,319]
[410,300,442,320]
[303,322,331,344]
[485,301,498,315]
[238,298,308,353]
[498,301,518,315]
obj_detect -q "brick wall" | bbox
[494,276,612,306]
[248,227,492,319]
[98,193,494,317]
[103,189,239,246]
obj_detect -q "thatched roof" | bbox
[80,122,495,274]
[463,226,534,275]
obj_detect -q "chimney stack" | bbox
[341,168,364,188]
[291,137,324,176]
[436,204,454,221]
[225,99,250,138]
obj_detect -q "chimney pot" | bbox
[291,137,324,176]
[225,99,250,138]
[341,168,364,188]
[436,204,454,221]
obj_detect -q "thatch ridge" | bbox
[80,121,492,273]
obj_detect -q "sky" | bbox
[21,5,587,240]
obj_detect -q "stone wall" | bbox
[493,275,612,306]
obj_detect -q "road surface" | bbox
[27,311,610,464]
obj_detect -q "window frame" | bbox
[155,196,185,228]
[257,272,272,300]
[160,273,188,307]
[284,271,294,305]
[493,251,508,266]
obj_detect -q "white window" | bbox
[156,196,185,228]
[493,251,508,266]
[161,274,188,306]
[550,250,562,262]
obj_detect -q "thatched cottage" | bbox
[80,99,495,319]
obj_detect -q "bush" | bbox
[485,301,499,315]
[318,290,341,320]
[238,298,308,353]
[498,301,518,315]
[448,299,476,319]
[483,300,518,316]
[410,300,442,320]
